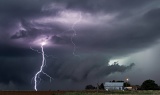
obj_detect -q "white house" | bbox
[104,82,124,91]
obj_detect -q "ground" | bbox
[0,90,160,95]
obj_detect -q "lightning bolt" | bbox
[30,46,56,58]
[55,12,82,56]
[30,12,82,91]
[70,12,82,56]
[32,44,53,91]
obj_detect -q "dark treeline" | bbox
[85,79,160,90]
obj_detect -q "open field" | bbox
[0,90,160,95]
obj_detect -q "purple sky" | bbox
[0,0,160,90]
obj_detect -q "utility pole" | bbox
[126,78,129,87]
[97,83,99,93]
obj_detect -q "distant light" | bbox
[126,78,129,82]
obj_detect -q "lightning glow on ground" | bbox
[33,41,52,91]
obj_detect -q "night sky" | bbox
[0,0,160,90]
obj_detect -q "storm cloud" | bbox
[0,0,160,90]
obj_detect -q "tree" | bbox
[85,85,96,90]
[141,79,159,90]
[99,83,104,90]
[124,82,131,87]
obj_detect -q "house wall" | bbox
[104,82,124,91]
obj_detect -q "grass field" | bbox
[0,90,160,95]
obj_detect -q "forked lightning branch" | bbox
[34,41,52,91]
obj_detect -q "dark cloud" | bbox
[50,55,134,81]
[0,57,35,87]
[54,0,151,13]
[0,0,59,28]
[0,0,54,18]
[144,8,160,24]
[0,44,39,57]
[0,52,134,90]
[51,35,71,45]
[11,30,28,39]
[0,0,160,90]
